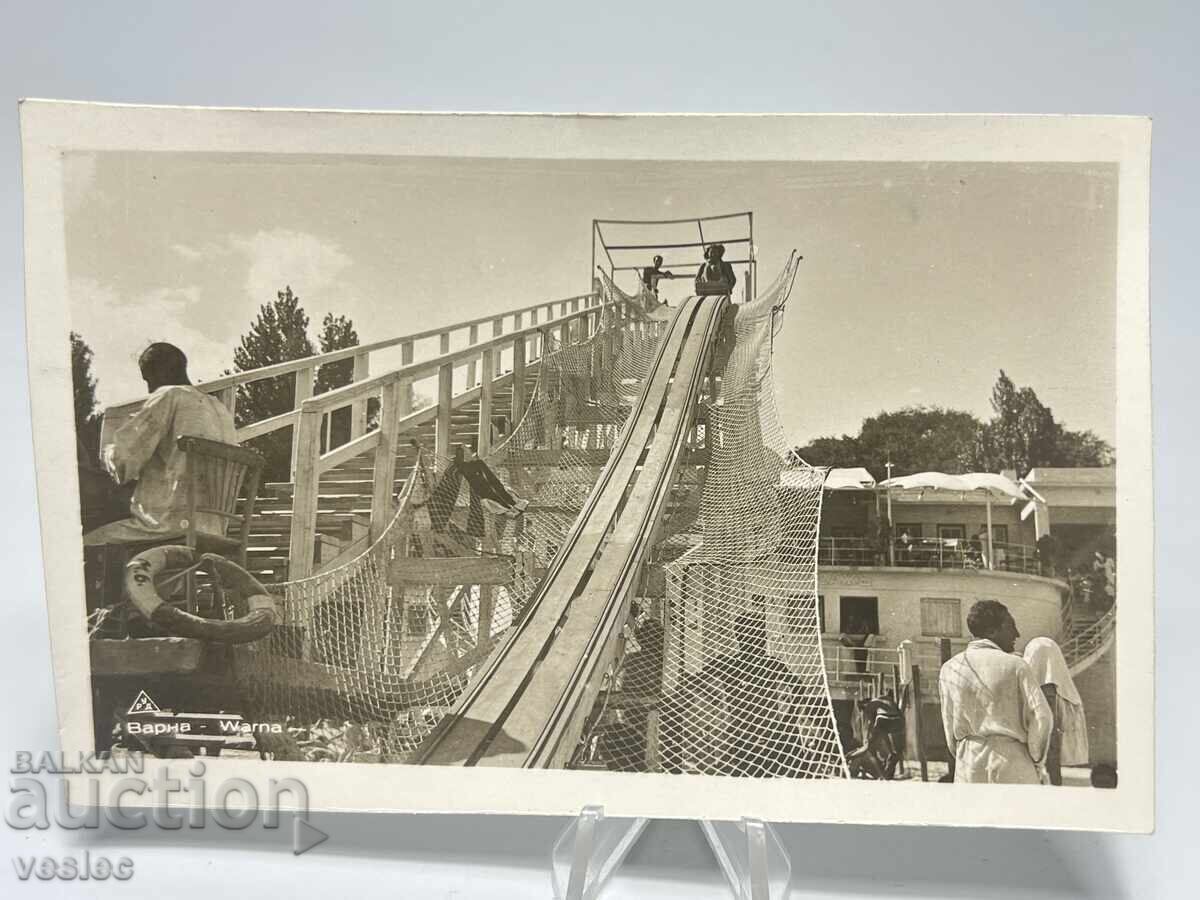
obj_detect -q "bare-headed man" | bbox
[83,342,237,545]
[641,254,675,296]
[938,600,1053,784]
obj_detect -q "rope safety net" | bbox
[232,258,846,779]
[573,254,848,779]
[233,279,668,761]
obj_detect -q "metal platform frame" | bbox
[591,212,757,303]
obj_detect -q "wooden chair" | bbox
[88,435,264,633]
[176,434,265,569]
[174,435,265,618]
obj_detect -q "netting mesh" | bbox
[230,260,845,779]
[572,257,848,779]
[232,280,668,762]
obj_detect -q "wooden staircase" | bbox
[245,369,541,582]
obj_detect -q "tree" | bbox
[1049,425,1115,468]
[70,331,102,462]
[230,289,366,480]
[232,287,316,481]
[789,434,863,470]
[71,331,121,533]
[794,373,1113,480]
[794,406,982,481]
[314,312,362,448]
[972,371,1113,476]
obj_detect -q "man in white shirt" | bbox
[938,600,1053,784]
[83,343,237,545]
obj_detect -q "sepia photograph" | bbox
[20,105,1152,831]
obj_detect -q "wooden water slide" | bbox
[416,294,731,768]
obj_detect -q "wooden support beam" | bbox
[491,318,504,391]
[465,324,479,388]
[91,637,206,676]
[478,348,494,457]
[217,386,237,418]
[289,365,315,479]
[350,352,370,439]
[436,362,453,466]
[370,379,401,542]
[911,663,928,782]
[398,375,413,418]
[511,335,527,424]
[288,406,323,580]
[399,340,414,412]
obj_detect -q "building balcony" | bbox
[817,536,1041,576]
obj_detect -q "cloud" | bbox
[69,230,361,408]
[68,278,232,407]
[230,229,353,307]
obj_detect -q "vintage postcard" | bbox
[20,103,1152,831]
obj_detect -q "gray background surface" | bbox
[0,2,1192,896]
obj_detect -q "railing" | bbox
[287,292,638,578]
[103,291,605,477]
[892,537,1040,574]
[821,639,902,697]
[817,536,1041,576]
[905,638,969,695]
[817,537,877,567]
[1061,605,1116,673]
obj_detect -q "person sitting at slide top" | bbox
[694,243,737,296]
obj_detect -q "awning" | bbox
[877,471,1027,502]
[823,467,877,491]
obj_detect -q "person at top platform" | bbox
[83,342,237,546]
[641,254,675,298]
[938,600,1053,784]
[694,244,737,296]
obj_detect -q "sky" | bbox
[63,153,1117,446]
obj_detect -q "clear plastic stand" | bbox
[552,806,791,899]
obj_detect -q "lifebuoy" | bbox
[124,546,279,644]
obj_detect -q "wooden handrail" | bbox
[298,301,605,415]
[285,292,627,578]
[101,292,601,407]
[100,290,602,429]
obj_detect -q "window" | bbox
[839,596,879,635]
[817,595,826,633]
[895,523,922,539]
[920,597,962,637]
[938,524,966,541]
